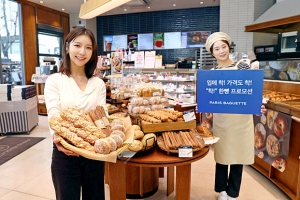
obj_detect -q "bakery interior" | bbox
[1,0,300,199]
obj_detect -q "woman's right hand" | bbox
[53,135,79,157]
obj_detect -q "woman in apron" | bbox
[204,32,265,200]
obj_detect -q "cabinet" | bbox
[124,68,197,104]
[252,80,300,200]
[35,82,47,115]
[195,47,217,70]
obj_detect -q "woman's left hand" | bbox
[261,105,267,115]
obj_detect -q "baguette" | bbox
[162,132,173,150]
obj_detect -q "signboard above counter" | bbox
[103,30,211,52]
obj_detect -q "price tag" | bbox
[164,106,174,110]
[183,109,196,122]
[178,146,193,157]
[262,97,269,104]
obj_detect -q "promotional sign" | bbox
[197,70,264,114]
[110,52,123,76]
[134,51,144,68]
[253,109,291,172]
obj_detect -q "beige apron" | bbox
[212,64,254,165]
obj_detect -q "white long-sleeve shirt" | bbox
[44,73,107,135]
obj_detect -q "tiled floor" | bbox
[0,115,291,200]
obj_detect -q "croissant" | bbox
[139,114,162,123]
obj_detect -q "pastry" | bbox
[254,131,264,150]
[111,124,126,133]
[273,114,287,137]
[94,138,111,154]
[110,134,124,148]
[132,125,141,131]
[271,157,287,172]
[110,119,124,127]
[134,130,144,140]
[266,110,278,130]
[106,137,117,152]
[266,134,280,157]
[111,130,126,140]
[128,140,143,152]
[141,133,156,147]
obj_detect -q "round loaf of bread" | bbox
[141,133,156,147]
[110,119,124,127]
[111,130,125,140]
[94,138,111,154]
[134,130,144,140]
[132,125,141,131]
[128,140,143,152]
[110,134,124,148]
[105,137,117,152]
[111,124,126,133]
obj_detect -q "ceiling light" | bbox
[124,8,127,11]
[147,6,150,9]
[79,0,131,19]
[200,1,204,4]
[62,8,65,11]
[39,1,43,3]
[173,4,176,7]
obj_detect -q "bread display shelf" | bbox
[274,99,300,118]
[139,120,196,133]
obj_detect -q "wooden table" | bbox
[108,146,209,200]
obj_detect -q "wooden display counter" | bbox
[252,80,300,200]
[107,147,209,200]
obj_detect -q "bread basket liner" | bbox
[57,116,134,163]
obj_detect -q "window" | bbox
[37,31,63,67]
[0,0,23,85]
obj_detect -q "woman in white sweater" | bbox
[44,27,107,200]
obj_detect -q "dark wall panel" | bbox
[97,6,220,64]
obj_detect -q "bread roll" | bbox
[94,138,111,154]
[110,134,124,148]
[110,119,124,127]
[111,130,125,140]
[111,124,126,133]
[106,137,117,152]
[133,125,141,131]
[141,133,156,147]
[134,130,144,140]
[128,140,143,152]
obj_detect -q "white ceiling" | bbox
[27,0,220,16]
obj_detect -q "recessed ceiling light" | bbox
[173,4,176,6]
[62,8,65,11]
[124,8,127,11]
[147,6,150,9]
[200,1,204,4]
[39,1,43,3]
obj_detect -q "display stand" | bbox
[0,96,39,135]
[107,147,209,200]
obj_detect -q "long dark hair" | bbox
[59,27,98,78]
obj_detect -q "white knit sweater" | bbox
[44,73,107,135]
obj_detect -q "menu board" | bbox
[182,31,211,48]
[128,34,138,49]
[138,33,153,50]
[164,32,181,49]
[153,33,164,49]
[104,31,211,51]
[103,35,127,52]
